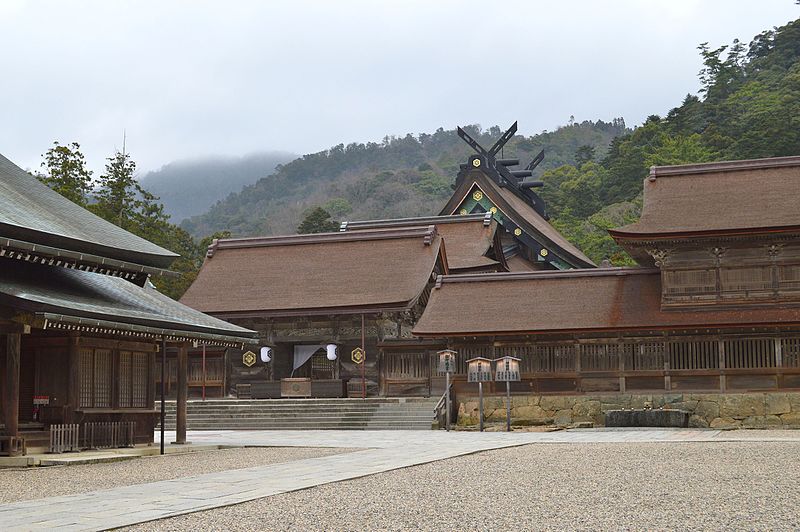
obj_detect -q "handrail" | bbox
[433,382,454,429]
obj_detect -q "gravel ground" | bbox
[129,441,800,532]
[0,447,350,503]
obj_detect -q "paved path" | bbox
[2,428,798,531]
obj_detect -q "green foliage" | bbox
[297,207,339,234]
[38,142,93,206]
[574,145,595,166]
[182,119,627,238]
[322,197,353,218]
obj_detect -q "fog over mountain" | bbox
[139,151,295,222]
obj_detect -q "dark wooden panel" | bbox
[580,377,620,392]
[727,374,778,390]
[626,376,665,391]
[780,374,800,389]
[535,378,578,393]
[311,379,346,398]
[670,375,719,391]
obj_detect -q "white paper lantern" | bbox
[326,344,338,361]
[260,346,272,363]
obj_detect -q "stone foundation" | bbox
[456,392,800,429]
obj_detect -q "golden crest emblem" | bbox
[540,248,549,257]
[471,158,481,167]
[242,350,257,367]
[472,190,483,201]
[513,228,522,236]
[351,347,365,364]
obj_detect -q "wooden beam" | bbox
[4,333,20,437]
[174,344,188,444]
[67,334,80,423]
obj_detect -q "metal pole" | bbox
[506,380,511,432]
[445,371,450,432]
[202,344,206,401]
[361,313,366,399]
[160,338,166,455]
[478,381,483,432]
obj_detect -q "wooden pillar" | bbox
[4,333,21,437]
[174,344,188,444]
[67,334,80,423]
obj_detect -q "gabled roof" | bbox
[0,153,178,273]
[611,155,800,240]
[340,213,502,272]
[413,268,800,337]
[180,226,446,317]
[441,169,595,268]
[0,257,257,346]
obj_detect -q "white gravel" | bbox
[0,447,350,503]
[129,441,800,531]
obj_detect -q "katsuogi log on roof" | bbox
[610,155,800,240]
[181,226,447,317]
[0,153,178,280]
[340,212,505,272]
[413,268,800,337]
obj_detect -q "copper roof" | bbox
[611,155,800,239]
[0,153,178,270]
[413,268,800,336]
[340,213,501,272]
[0,257,257,345]
[440,170,595,268]
[180,226,445,317]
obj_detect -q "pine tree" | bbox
[38,141,93,206]
[297,207,339,234]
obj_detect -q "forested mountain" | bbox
[544,18,800,264]
[139,151,294,222]
[181,120,628,237]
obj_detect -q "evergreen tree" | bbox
[297,207,339,234]
[38,142,93,206]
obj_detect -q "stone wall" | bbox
[457,392,800,429]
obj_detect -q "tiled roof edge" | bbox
[207,226,439,257]
[340,212,492,231]
[649,155,800,178]
[434,266,659,287]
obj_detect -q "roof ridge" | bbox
[435,266,658,286]
[340,212,490,231]
[650,155,800,178]
[208,225,439,256]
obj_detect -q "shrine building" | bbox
[413,156,800,428]
[0,153,257,455]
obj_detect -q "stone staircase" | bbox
[158,398,439,431]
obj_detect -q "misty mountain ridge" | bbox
[181,119,628,238]
[139,151,295,222]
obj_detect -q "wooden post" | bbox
[361,314,366,399]
[5,333,21,438]
[67,334,80,424]
[202,344,207,401]
[175,343,188,444]
[719,338,726,392]
[160,339,165,455]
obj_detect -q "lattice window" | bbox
[724,338,776,369]
[778,264,800,291]
[669,340,719,370]
[93,349,112,407]
[132,352,148,407]
[720,266,773,294]
[119,351,132,407]
[386,353,427,378]
[79,348,93,408]
[781,338,800,368]
[628,342,666,371]
[531,344,576,373]
[663,269,716,295]
[580,344,625,372]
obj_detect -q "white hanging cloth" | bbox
[293,345,325,372]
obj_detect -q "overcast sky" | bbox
[1,0,797,175]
